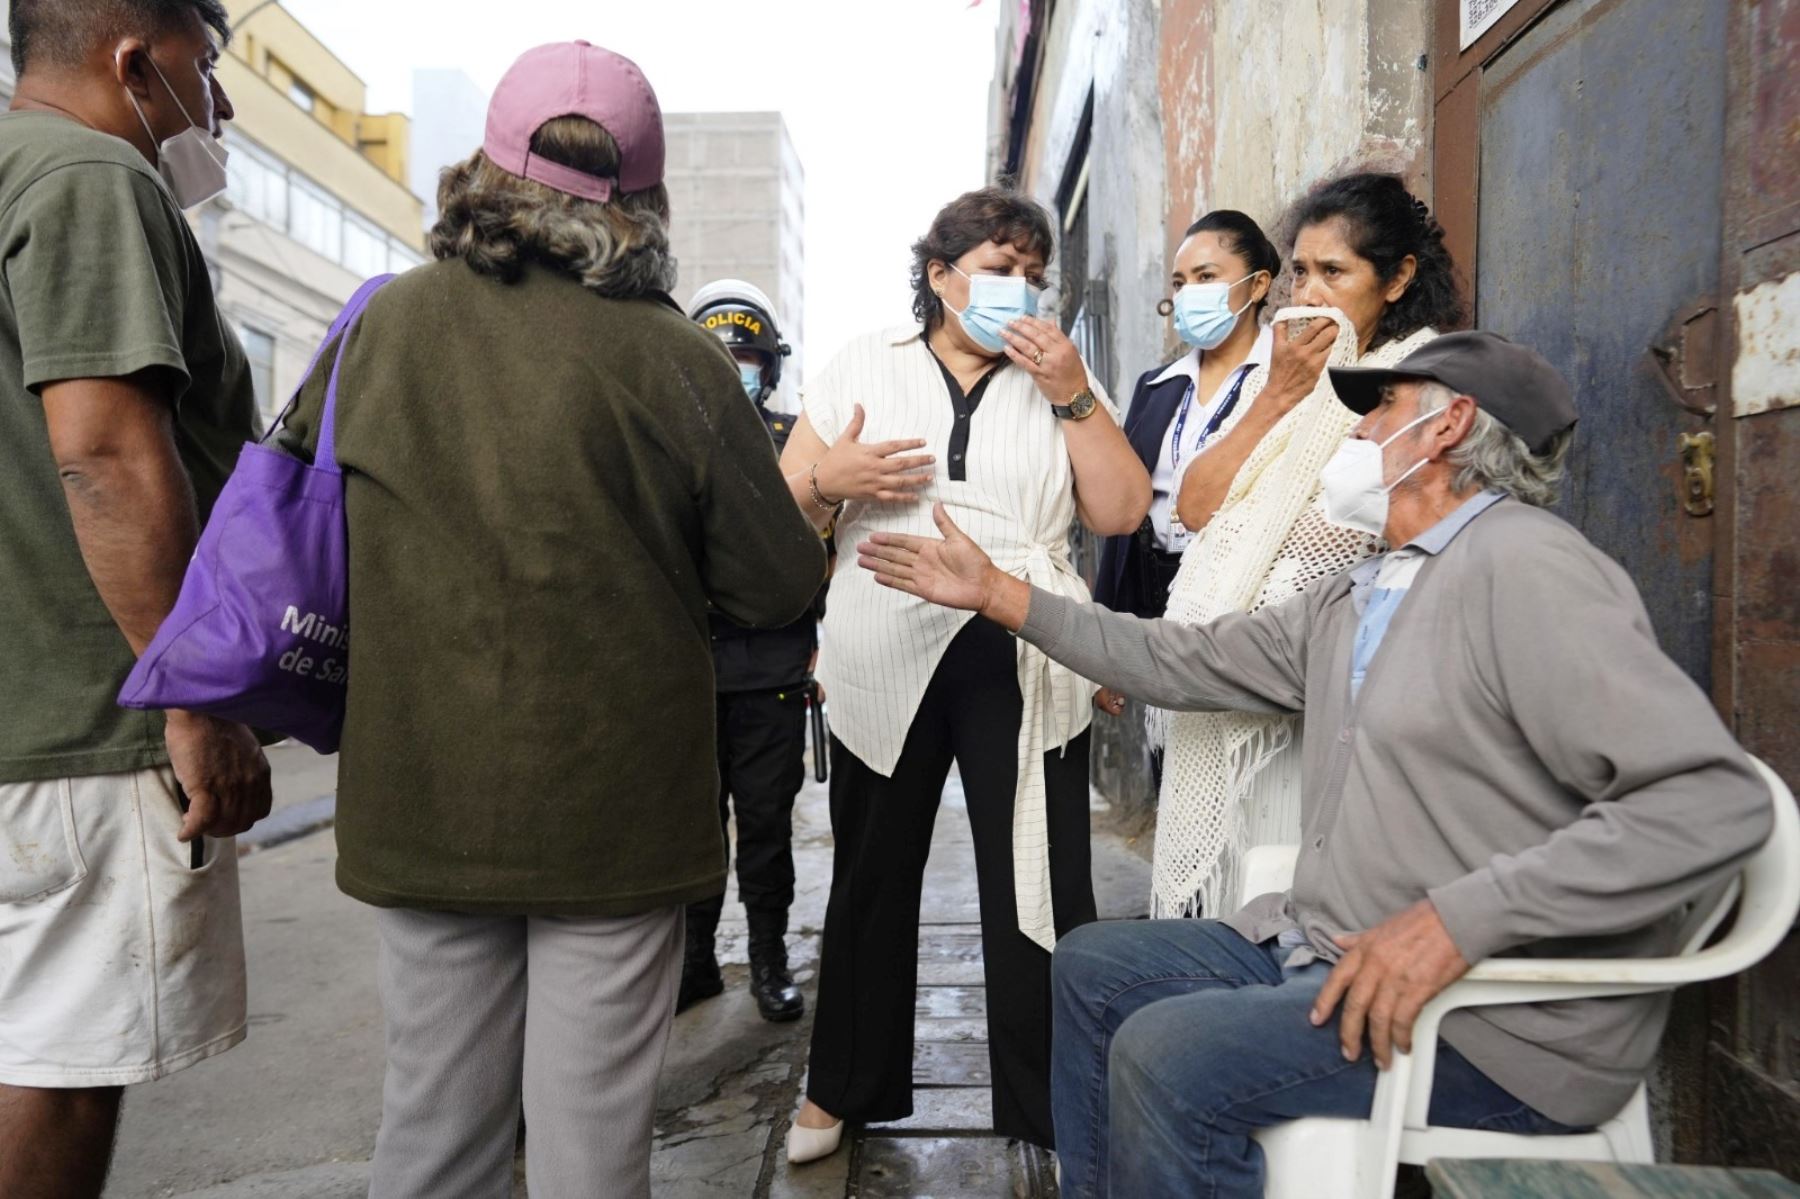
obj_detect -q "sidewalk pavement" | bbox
[106,742,1151,1198]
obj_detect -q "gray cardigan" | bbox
[1019,498,1770,1126]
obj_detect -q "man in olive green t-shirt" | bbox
[1,2,271,1192]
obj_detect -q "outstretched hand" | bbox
[857,503,995,611]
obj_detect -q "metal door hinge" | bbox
[1678,430,1715,517]
[1649,300,1719,417]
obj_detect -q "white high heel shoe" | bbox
[785,1114,845,1164]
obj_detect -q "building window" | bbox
[289,175,343,262]
[342,212,388,279]
[1054,90,1109,390]
[239,325,277,422]
[224,133,425,279]
[288,78,316,114]
[388,241,426,273]
[226,138,288,229]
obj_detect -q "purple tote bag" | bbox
[118,274,394,753]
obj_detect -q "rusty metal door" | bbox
[1471,0,1726,683]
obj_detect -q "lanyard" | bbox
[1170,363,1254,479]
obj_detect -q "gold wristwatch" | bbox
[1052,388,1098,421]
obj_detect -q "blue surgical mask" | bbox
[738,363,765,402]
[1171,273,1264,350]
[948,265,1040,354]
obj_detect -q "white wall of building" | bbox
[664,112,806,412]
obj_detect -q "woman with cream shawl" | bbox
[1154,172,1467,918]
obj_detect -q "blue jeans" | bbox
[1049,919,1586,1199]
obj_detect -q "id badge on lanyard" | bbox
[1166,365,1254,552]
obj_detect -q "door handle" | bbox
[1678,431,1715,518]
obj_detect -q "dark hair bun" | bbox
[1182,210,1281,310]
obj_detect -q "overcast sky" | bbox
[280,0,1006,385]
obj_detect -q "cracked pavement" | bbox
[105,741,1151,1197]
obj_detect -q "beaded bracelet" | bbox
[808,464,844,516]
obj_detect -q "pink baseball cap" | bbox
[482,41,665,202]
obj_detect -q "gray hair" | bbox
[1417,379,1573,508]
[429,116,677,300]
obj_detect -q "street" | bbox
[105,740,1151,1198]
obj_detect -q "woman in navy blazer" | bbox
[1092,212,1279,715]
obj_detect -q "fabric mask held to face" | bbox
[124,53,229,209]
[1319,406,1440,537]
[947,266,1040,355]
[1172,272,1265,350]
[738,362,765,402]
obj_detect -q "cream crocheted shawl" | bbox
[1151,310,1439,918]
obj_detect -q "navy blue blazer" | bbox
[1094,361,1193,618]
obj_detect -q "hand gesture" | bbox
[1261,316,1339,415]
[1309,899,1471,1069]
[814,404,935,504]
[164,711,273,841]
[1094,687,1128,717]
[858,503,997,612]
[1001,316,1090,409]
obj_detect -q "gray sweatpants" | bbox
[367,904,682,1199]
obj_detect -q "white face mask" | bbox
[1319,406,1440,536]
[124,53,229,209]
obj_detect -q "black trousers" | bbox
[692,687,807,922]
[805,619,1097,1148]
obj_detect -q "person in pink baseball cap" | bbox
[432,39,674,294]
[270,41,827,1199]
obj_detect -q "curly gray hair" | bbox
[1418,380,1573,508]
[430,116,676,299]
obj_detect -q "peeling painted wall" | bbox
[1091,0,1174,402]
[1731,270,1800,416]
[1159,0,1216,273]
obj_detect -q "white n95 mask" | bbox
[124,54,229,210]
[1319,407,1439,536]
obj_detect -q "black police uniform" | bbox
[696,407,818,926]
[681,401,826,1021]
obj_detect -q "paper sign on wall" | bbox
[1462,0,1525,49]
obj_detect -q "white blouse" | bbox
[804,326,1119,950]
[1146,325,1274,552]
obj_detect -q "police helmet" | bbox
[689,278,792,393]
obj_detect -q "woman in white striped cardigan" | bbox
[774,187,1151,1163]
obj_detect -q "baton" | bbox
[805,677,829,784]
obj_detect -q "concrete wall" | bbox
[1165,0,1432,308]
[664,112,806,412]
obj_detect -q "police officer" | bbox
[683,279,820,1022]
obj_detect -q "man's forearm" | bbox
[57,442,198,656]
[1000,584,1308,715]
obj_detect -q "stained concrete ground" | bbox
[105,740,1151,1198]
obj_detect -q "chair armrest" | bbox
[1387,955,1724,1131]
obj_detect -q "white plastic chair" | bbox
[1247,755,1800,1199]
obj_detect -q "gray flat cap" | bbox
[1328,330,1578,454]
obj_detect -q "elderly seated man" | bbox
[855,331,1772,1199]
